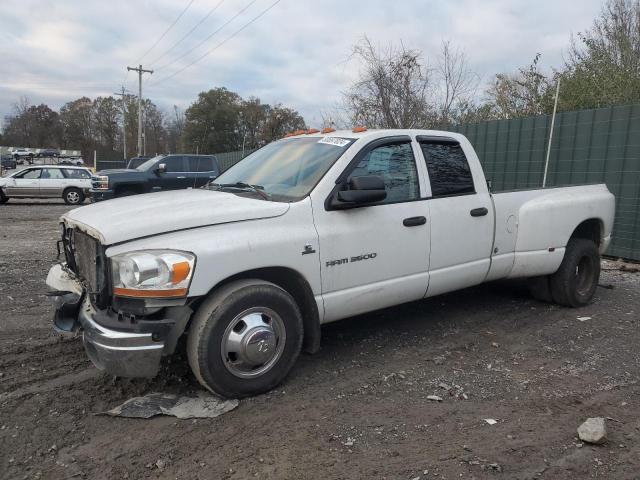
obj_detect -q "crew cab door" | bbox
[6,167,41,196]
[151,156,192,191]
[416,137,494,297]
[311,136,430,323]
[185,156,219,187]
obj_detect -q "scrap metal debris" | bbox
[101,392,239,419]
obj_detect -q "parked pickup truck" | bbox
[46,129,615,398]
[90,154,219,201]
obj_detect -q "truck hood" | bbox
[62,189,290,245]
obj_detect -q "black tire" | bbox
[187,279,303,399]
[549,238,600,307]
[63,188,85,205]
[0,190,8,204]
[527,276,553,303]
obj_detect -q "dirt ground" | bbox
[1,200,639,480]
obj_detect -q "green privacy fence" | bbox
[216,148,257,172]
[95,149,256,172]
[450,104,640,261]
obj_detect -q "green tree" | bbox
[561,0,640,109]
[183,87,242,153]
[261,104,306,142]
[239,97,269,150]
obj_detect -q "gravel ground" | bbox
[1,199,639,480]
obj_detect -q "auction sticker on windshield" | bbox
[318,137,350,148]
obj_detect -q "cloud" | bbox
[0,0,603,129]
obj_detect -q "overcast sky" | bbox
[0,0,604,127]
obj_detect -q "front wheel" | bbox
[187,279,303,398]
[549,238,600,307]
[0,190,8,204]
[63,188,85,205]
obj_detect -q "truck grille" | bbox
[61,225,109,307]
[73,230,99,291]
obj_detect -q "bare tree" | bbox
[343,36,435,128]
[437,41,479,125]
[485,54,554,119]
[319,106,349,130]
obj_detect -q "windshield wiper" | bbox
[212,182,270,200]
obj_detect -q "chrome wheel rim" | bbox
[221,307,286,378]
[67,191,79,203]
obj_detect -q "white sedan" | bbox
[0,165,92,205]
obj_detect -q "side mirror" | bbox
[336,175,387,205]
[156,163,166,174]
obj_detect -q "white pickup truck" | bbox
[46,129,615,398]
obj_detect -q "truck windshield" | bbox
[210,137,355,201]
[136,155,166,171]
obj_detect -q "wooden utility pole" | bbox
[113,86,128,160]
[126,65,153,156]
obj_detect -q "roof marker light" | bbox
[321,127,336,134]
[306,128,320,134]
[352,126,367,133]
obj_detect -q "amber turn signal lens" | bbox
[114,287,189,298]
[171,261,191,284]
[321,127,336,134]
[352,126,367,133]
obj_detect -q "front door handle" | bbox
[403,216,427,227]
[470,207,488,217]
[177,176,186,179]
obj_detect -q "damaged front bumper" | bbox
[46,264,190,378]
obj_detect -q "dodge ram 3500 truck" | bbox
[46,129,615,398]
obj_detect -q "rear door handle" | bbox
[403,216,427,227]
[177,176,186,179]
[470,207,488,217]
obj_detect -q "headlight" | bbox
[93,175,109,190]
[111,250,196,298]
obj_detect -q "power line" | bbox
[137,0,196,62]
[151,0,281,87]
[149,0,226,67]
[154,0,260,72]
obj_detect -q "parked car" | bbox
[12,148,34,164]
[60,157,84,166]
[126,156,150,169]
[1,154,17,170]
[38,148,60,158]
[0,165,92,205]
[90,154,219,201]
[46,128,615,398]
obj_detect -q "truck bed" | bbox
[487,183,615,281]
